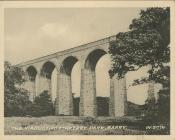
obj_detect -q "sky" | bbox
[4,8,156,105]
[5,8,142,64]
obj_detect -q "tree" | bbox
[31,90,54,117]
[4,61,25,94]
[4,61,32,116]
[109,8,170,121]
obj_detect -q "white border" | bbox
[0,1,174,140]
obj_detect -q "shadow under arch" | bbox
[85,49,107,71]
[40,61,56,79]
[26,65,37,81]
[60,56,79,76]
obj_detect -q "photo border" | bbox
[0,1,175,140]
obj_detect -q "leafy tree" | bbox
[4,61,25,94]
[31,90,54,117]
[109,8,170,121]
[4,61,32,116]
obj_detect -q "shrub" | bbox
[4,90,33,117]
[31,90,54,117]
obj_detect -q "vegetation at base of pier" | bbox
[4,61,32,117]
[109,8,170,124]
[31,90,54,117]
[4,61,54,117]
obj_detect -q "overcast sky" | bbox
[4,8,155,105]
[4,8,143,64]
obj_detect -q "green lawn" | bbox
[4,116,168,135]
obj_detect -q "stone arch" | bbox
[26,66,37,81]
[60,56,79,76]
[84,49,107,71]
[40,61,56,79]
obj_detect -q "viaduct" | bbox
[17,35,128,118]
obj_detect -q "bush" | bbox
[31,90,54,117]
[142,88,170,126]
[97,97,109,116]
[4,90,33,117]
[157,89,170,124]
[81,117,96,125]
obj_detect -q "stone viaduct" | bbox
[17,35,127,118]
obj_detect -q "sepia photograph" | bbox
[0,1,174,138]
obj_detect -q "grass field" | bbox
[4,116,169,135]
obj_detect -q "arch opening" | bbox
[41,61,55,79]
[96,54,110,116]
[71,62,81,116]
[51,68,57,103]
[85,49,107,71]
[60,56,78,76]
[26,66,37,81]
